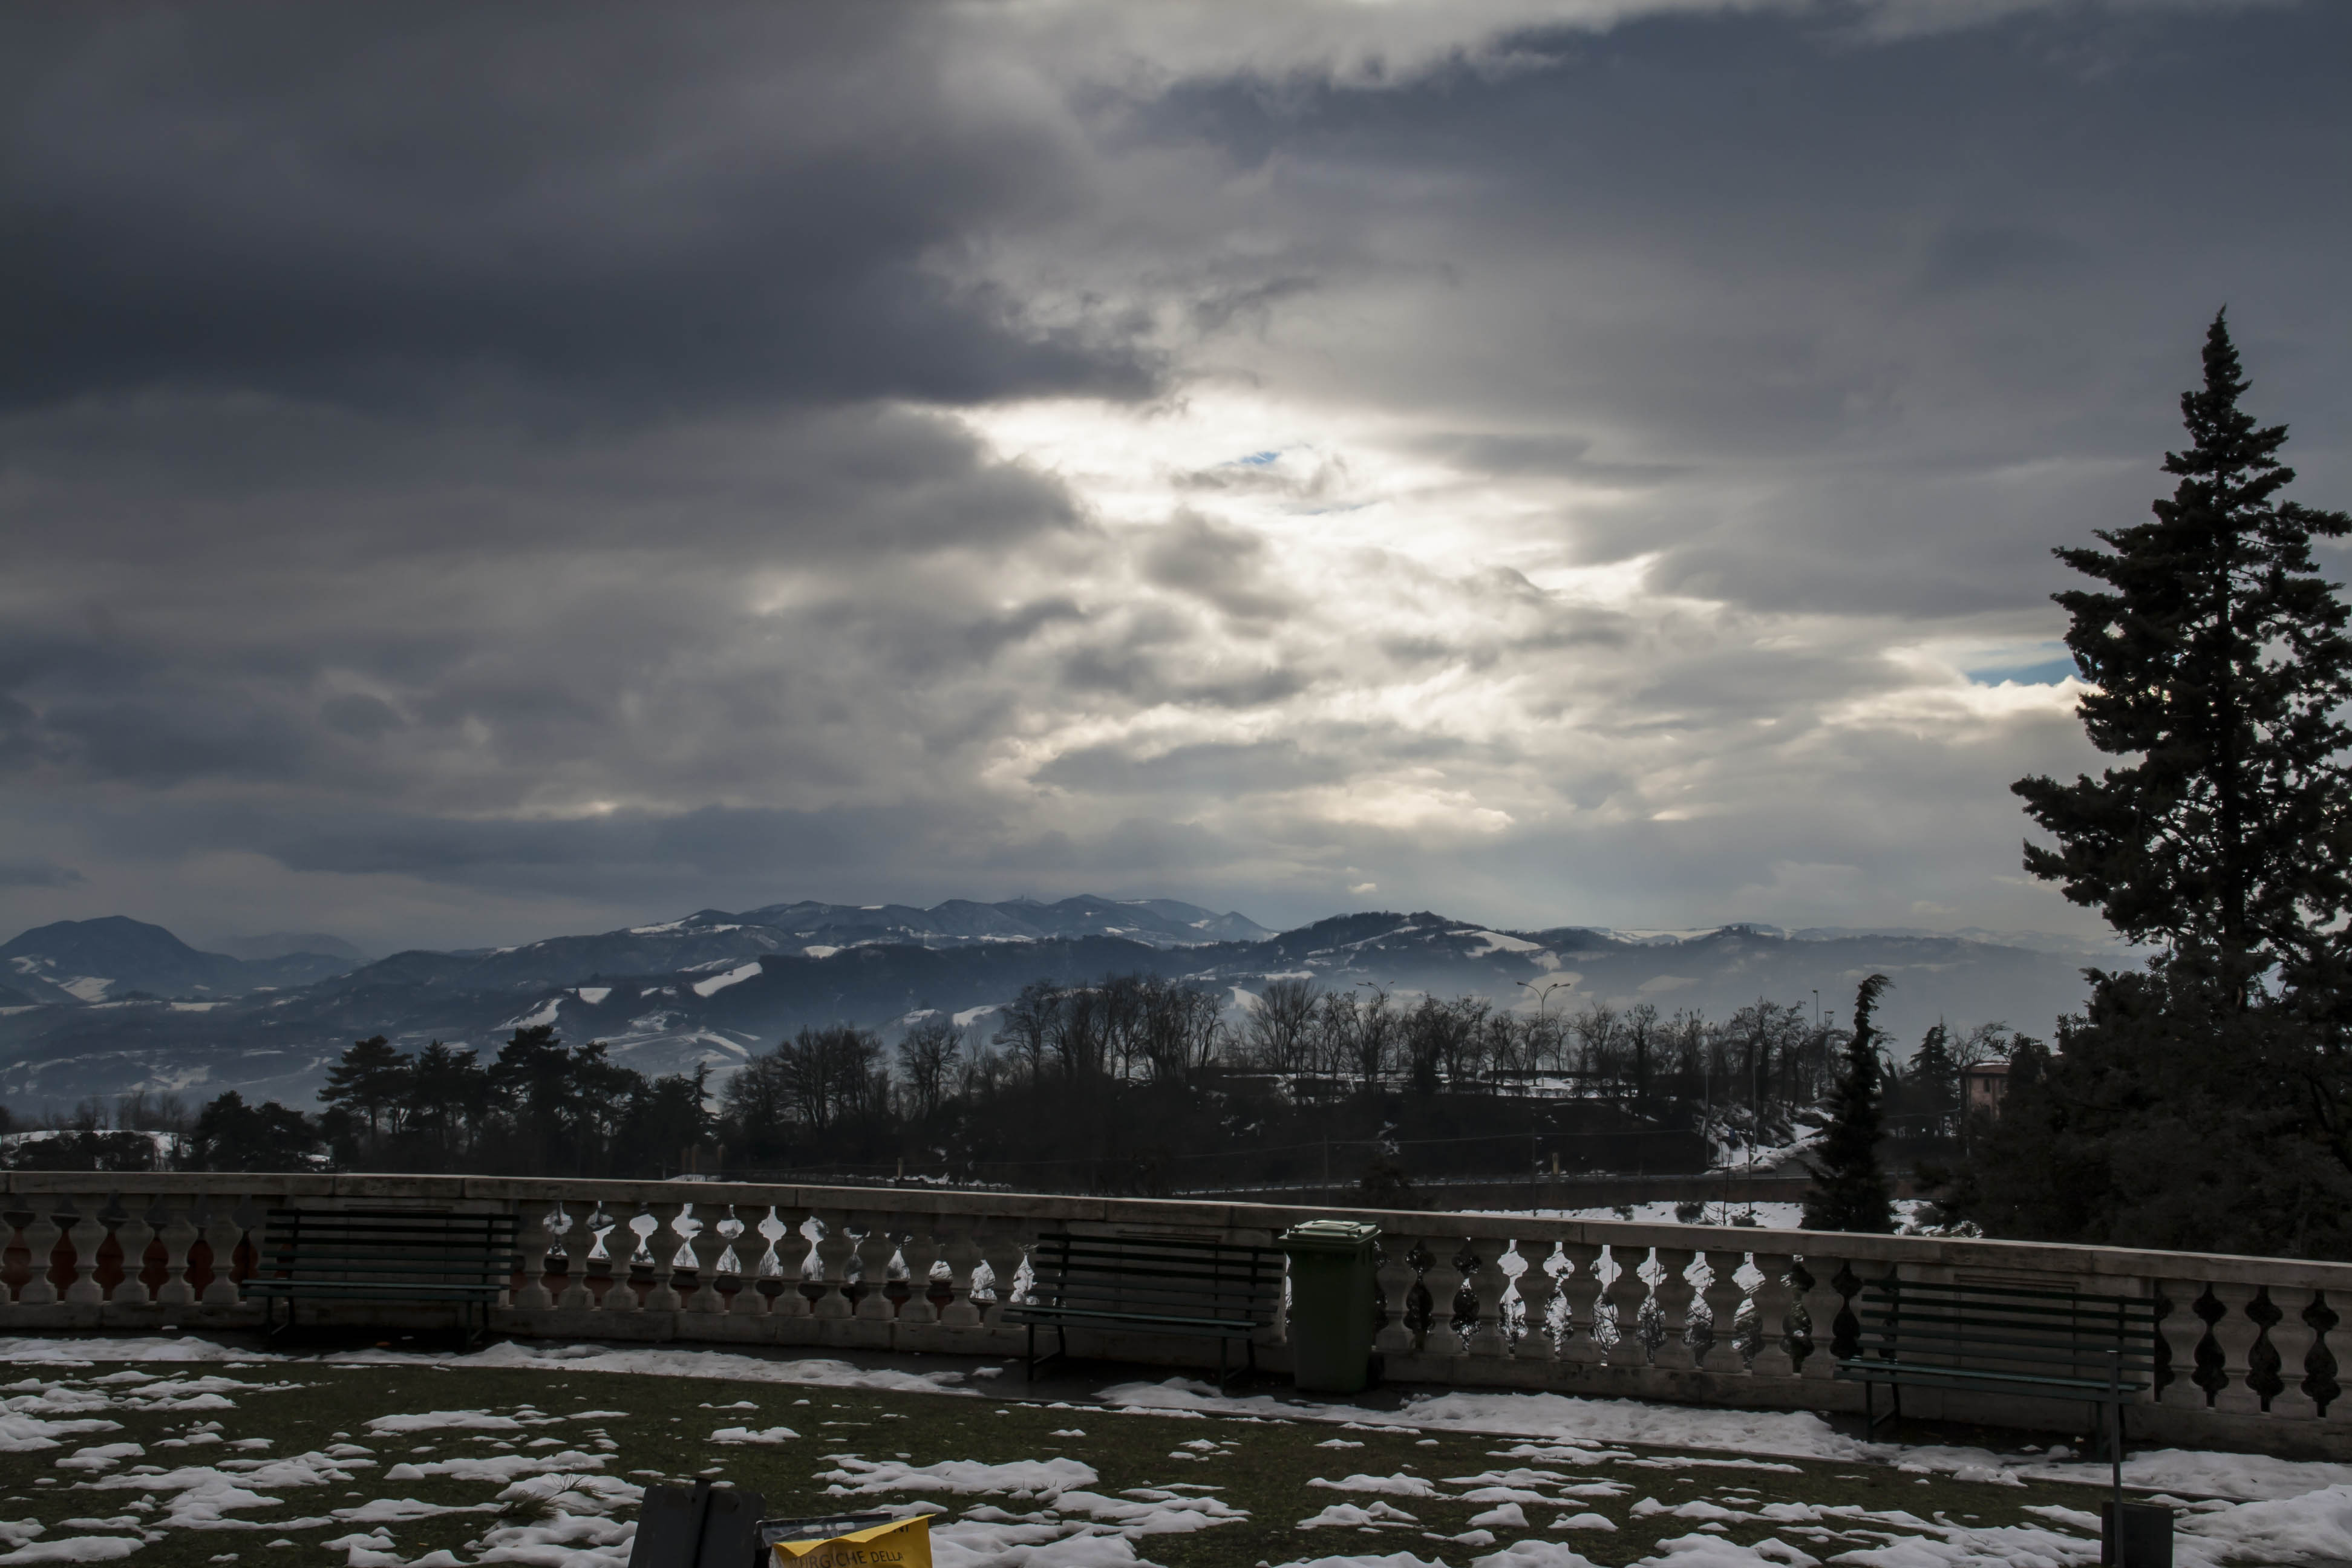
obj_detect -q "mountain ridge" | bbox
[0,901,2119,1111]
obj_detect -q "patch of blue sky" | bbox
[1228,449,1281,466]
[1965,656,2077,687]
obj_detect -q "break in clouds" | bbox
[3,1,2348,952]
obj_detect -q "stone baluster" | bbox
[545,1200,592,1312]
[728,1208,776,1319]
[2299,1291,2343,1418]
[600,1209,645,1314]
[1747,1252,1798,1378]
[1462,1241,1509,1357]
[198,1195,245,1307]
[1420,1238,1466,1357]
[684,1206,732,1318]
[1795,1255,1843,1385]
[1513,1244,1559,1365]
[1650,1246,1698,1372]
[65,1196,109,1309]
[16,1197,62,1307]
[636,1201,688,1313]
[2206,1281,2264,1416]
[898,1221,942,1328]
[976,1224,1030,1331]
[2151,1280,2200,1409]
[937,1228,982,1331]
[811,1209,858,1321]
[1373,1235,1420,1356]
[111,1200,157,1309]
[853,1214,900,1328]
[1554,1242,1604,1367]
[512,1201,557,1313]
[155,1198,200,1313]
[1602,1246,1649,1369]
[1701,1249,1747,1373]
[2262,1285,2318,1421]
[771,1210,817,1323]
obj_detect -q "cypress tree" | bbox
[1802,973,1895,1233]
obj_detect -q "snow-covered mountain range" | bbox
[0,900,2119,1109]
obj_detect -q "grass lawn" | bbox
[0,1348,2138,1568]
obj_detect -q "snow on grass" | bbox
[710,1426,800,1444]
[8,1338,2352,1568]
[1297,1501,1419,1529]
[0,1539,145,1563]
[383,1449,609,1484]
[1550,1514,1617,1532]
[1307,1474,1442,1498]
[363,1413,527,1434]
[818,1456,1099,1496]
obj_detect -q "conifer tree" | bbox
[2013,311,2352,1005]
[1910,1022,1959,1140]
[1802,973,1895,1233]
[1968,313,2352,1256]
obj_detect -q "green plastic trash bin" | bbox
[1279,1219,1382,1394]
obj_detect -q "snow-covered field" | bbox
[2,1336,2345,1568]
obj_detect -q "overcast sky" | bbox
[4,0,2348,955]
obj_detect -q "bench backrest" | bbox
[1028,1230,1284,1326]
[257,1207,521,1289]
[1854,1276,2161,1387]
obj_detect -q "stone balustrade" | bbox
[3,1171,2347,1458]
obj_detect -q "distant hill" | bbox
[0,916,359,1005]
[0,901,2114,1110]
[212,932,373,964]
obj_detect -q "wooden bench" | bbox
[243,1207,521,1350]
[1002,1230,1284,1388]
[1837,1276,2159,1459]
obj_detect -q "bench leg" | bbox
[1026,1323,1036,1381]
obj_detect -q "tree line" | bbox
[4,965,2017,1184]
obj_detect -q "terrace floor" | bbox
[4,1333,2348,1568]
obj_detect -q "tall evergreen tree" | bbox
[2013,311,2352,1004]
[1910,1022,1959,1140]
[1970,314,2352,1256]
[1802,973,1895,1233]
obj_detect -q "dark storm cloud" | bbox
[1129,3,2352,616]
[0,0,2344,953]
[0,859,81,889]
[0,5,1156,418]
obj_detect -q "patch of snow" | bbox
[1465,932,1543,956]
[691,962,765,998]
[709,1426,798,1445]
[0,1540,144,1563]
[362,1412,527,1434]
[953,1005,1000,1028]
[820,1457,1099,1495]
[59,978,114,1004]
[1296,1503,1418,1529]
[575,987,612,1005]
[801,946,841,959]
[1307,1475,1440,1499]
[503,997,563,1031]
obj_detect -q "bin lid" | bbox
[1279,1218,1382,1250]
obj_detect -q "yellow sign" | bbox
[770,1514,932,1568]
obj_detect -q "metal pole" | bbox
[2109,1346,2126,1567]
